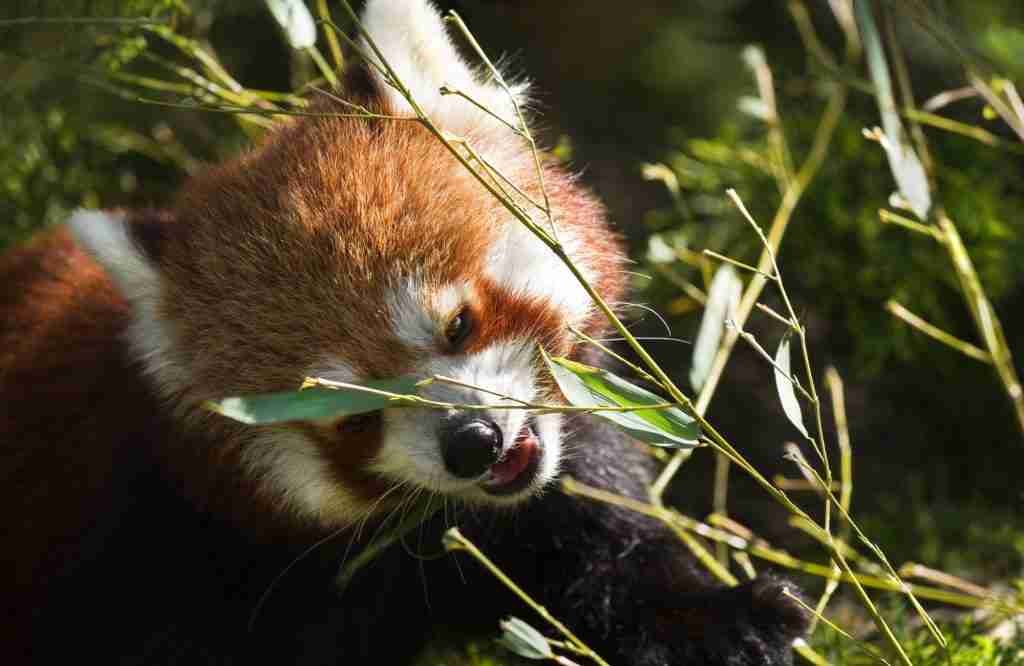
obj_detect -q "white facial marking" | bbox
[244,431,366,527]
[372,339,561,505]
[67,209,188,399]
[69,210,150,294]
[69,211,364,526]
[359,0,527,133]
[485,220,595,325]
[386,277,473,350]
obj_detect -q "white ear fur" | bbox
[68,209,159,302]
[359,0,527,132]
[68,209,185,394]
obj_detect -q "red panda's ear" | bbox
[358,0,529,133]
[67,208,171,302]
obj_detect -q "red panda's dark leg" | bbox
[448,415,810,666]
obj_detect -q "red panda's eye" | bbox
[444,307,474,351]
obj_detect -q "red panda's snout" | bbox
[368,333,565,507]
[438,415,504,479]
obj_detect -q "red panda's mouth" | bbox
[481,420,542,496]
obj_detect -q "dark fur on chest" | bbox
[20,417,807,666]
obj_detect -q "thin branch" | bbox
[444,528,611,666]
[315,0,345,74]
[937,213,1024,434]
[756,302,800,330]
[563,477,1016,613]
[445,11,558,239]
[905,109,1024,155]
[886,300,992,363]
[652,59,850,501]
[703,250,777,280]
[784,591,893,665]
[878,208,944,240]
[568,326,664,389]
[306,376,677,415]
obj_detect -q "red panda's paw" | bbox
[626,575,810,666]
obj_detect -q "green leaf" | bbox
[498,617,553,660]
[773,336,809,438]
[543,353,700,449]
[856,0,931,220]
[690,264,742,392]
[205,377,420,425]
[265,0,317,50]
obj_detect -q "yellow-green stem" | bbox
[937,214,1024,435]
[444,528,610,666]
[315,0,345,73]
[563,477,1014,612]
[886,300,992,363]
[651,77,848,502]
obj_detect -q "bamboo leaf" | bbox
[544,353,700,449]
[206,377,420,425]
[265,0,317,50]
[690,265,742,391]
[881,137,931,221]
[774,336,809,438]
[856,0,931,220]
[498,617,553,660]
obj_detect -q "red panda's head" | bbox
[69,0,625,530]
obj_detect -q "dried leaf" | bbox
[774,336,809,438]
[690,265,741,391]
[857,0,931,220]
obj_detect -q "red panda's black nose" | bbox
[440,416,503,479]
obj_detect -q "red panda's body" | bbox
[1,2,807,664]
[2,228,140,608]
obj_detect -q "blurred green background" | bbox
[2,0,1023,661]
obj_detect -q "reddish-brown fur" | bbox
[0,84,625,649]
[0,5,816,660]
[0,230,157,649]
[293,418,392,502]
[158,99,619,390]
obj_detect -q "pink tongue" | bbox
[489,428,538,486]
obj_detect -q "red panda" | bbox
[0,1,807,664]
